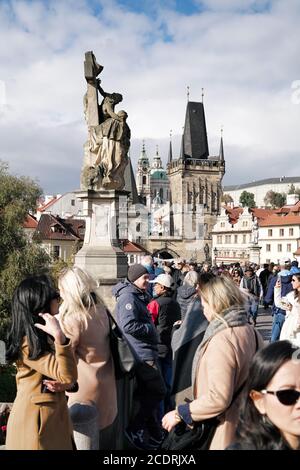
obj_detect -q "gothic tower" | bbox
[136,141,151,208]
[167,98,225,262]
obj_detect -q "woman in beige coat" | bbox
[46,267,117,450]
[5,275,77,450]
[163,275,264,450]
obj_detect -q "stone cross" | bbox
[84,51,103,127]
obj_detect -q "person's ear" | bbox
[250,390,266,415]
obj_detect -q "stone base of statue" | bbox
[74,189,129,311]
[249,243,261,265]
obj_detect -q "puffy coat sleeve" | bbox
[117,294,157,341]
[22,340,78,384]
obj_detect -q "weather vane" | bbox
[187,86,190,102]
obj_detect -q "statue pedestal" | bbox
[249,243,261,265]
[74,189,129,310]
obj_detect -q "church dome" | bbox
[150,170,168,180]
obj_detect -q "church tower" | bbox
[167,96,225,262]
[136,141,151,208]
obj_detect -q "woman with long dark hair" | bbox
[229,340,300,450]
[274,272,300,347]
[5,275,77,450]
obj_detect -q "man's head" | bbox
[127,264,149,290]
[149,273,174,297]
[245,267,254,278]
[279,257,291,271]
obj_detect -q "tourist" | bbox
[53,267,117,450]
[228,341,300,450]
[112,264,166,450]
[240,267,262,326]
[274,272,300,347]
[162,275,263,450]
[5,275,77,450]
[147,273,181,418]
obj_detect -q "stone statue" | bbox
[204,243,210,261]
[251,218,259,245]
[81,51,130,191]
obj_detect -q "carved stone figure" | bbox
[80,51,130,190]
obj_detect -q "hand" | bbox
[35,313,66,345]
[162,410,180,432]
[42,380,73,393]
[275,279,281,288]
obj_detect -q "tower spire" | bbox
[201,87,204,103]
[219,126,224,161]
[168,129,173,164]
[187,86,190,102]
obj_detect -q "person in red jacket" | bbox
[147,274,181,420]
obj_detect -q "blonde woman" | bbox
[48,267,117,450]
[162,275,264,450]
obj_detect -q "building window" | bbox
[279,229,284,237]
[53,245,60,259]
[217,235,222,244]
[234,235,238,243]
[243,235,246,244]
[220,222,225,227]
[225,235,231,244]
[266,244,271,252]
[129,255,135,264]
[242,221,248,227]
[289,228,294,236]
[287,244,291,252]
[268,229,273,237]
[71,199,75,206]
[142,176,146,185]
[159,188,163,200]
[278,244,282,252]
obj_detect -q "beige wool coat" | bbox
[189,324,264,450]
[60,304,117,430]
[6,339,77,450]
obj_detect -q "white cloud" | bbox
[0,0,299,193]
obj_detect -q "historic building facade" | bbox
[135,99,225,262]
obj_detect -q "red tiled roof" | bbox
[37,195,62,212]
[260,214,300,227]
[122,240,149,253]
[33,214,85,241]
[224,206,243,225]
[251,208,277,220]
[23,214,38,229]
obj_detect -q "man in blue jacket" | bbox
[112,264,166,450]
[264,259,293,342]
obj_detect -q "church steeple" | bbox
[168,130,173,164]
[219,127,224,162]
[182,99,209,160]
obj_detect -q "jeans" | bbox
[158,354,174,420]
[247,299,259,322]
[69,402,99,450]
[130,361,166,438]
[270,311,286,342]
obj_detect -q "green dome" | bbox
[150,170,168,180]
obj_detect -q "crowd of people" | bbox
[3,255,300,451]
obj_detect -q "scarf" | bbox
[191,306,247,391]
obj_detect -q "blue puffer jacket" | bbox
[112,281,159,362]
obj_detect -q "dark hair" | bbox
[292,273,300,302]
[198,272,215,288]
[235,341,300,450]
[6,275,58,362]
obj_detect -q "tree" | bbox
[264,190,286,208]
[221,193,234,205]
[239,191,256,208]
[0,162,51,339]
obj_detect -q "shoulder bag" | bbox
[106,309,138,380]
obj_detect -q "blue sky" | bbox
[0,0,299,194]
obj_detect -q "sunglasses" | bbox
[261,389,300,406]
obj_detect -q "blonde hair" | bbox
[199,275,246,324]
[58,266,102,335]
[183,270,199,288]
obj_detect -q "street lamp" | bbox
[213,247,218,266]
